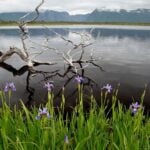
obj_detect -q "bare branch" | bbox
[17,0,45,65]
[0,47,28,63]
[18,0,45,25]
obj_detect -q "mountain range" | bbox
[0,9,150,23]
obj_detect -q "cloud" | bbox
[0,0,150,14]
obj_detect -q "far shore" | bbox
[0,21,150,26]
[0,22,150,30]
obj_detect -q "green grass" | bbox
[0,21,150,26]
[0,85,149,150]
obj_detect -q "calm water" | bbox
[0,25,150,111]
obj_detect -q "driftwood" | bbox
[0,0,103,74]
[0,0,103,73]
[0,0,45,67]
[0,47,55,66]
[0,47,29,64]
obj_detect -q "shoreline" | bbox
[0,21,150,26]
[0,24,150,30]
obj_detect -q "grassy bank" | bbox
[0,21,150,26]
[0,82,149,150]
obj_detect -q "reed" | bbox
[0,81,149,150]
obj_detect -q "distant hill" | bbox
[0,9,150,23]
[87,9,150,23]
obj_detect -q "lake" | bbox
[0,25,150,113]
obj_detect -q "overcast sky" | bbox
[0,0,150,14]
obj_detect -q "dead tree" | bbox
[0,0,53,67]
[0,0,103,73]
[0,0,104,107]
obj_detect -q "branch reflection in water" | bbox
[0,55,104,109]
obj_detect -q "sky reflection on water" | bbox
[0,26,150,110]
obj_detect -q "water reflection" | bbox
[0,26,150,112]
[0,59,103,108]
[87,28,150,40]
[1,27,150,40]
[0,28,69,37]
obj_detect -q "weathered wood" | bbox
[0,47,27,62]
[0,0,45,67]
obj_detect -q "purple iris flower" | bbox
[101,84,112,93]
[44,82,54,91]
[35,107,51,120]
[74,75,84,84]
[4,82,16,92]
[64,135,69,144]
[129,102,142,115]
